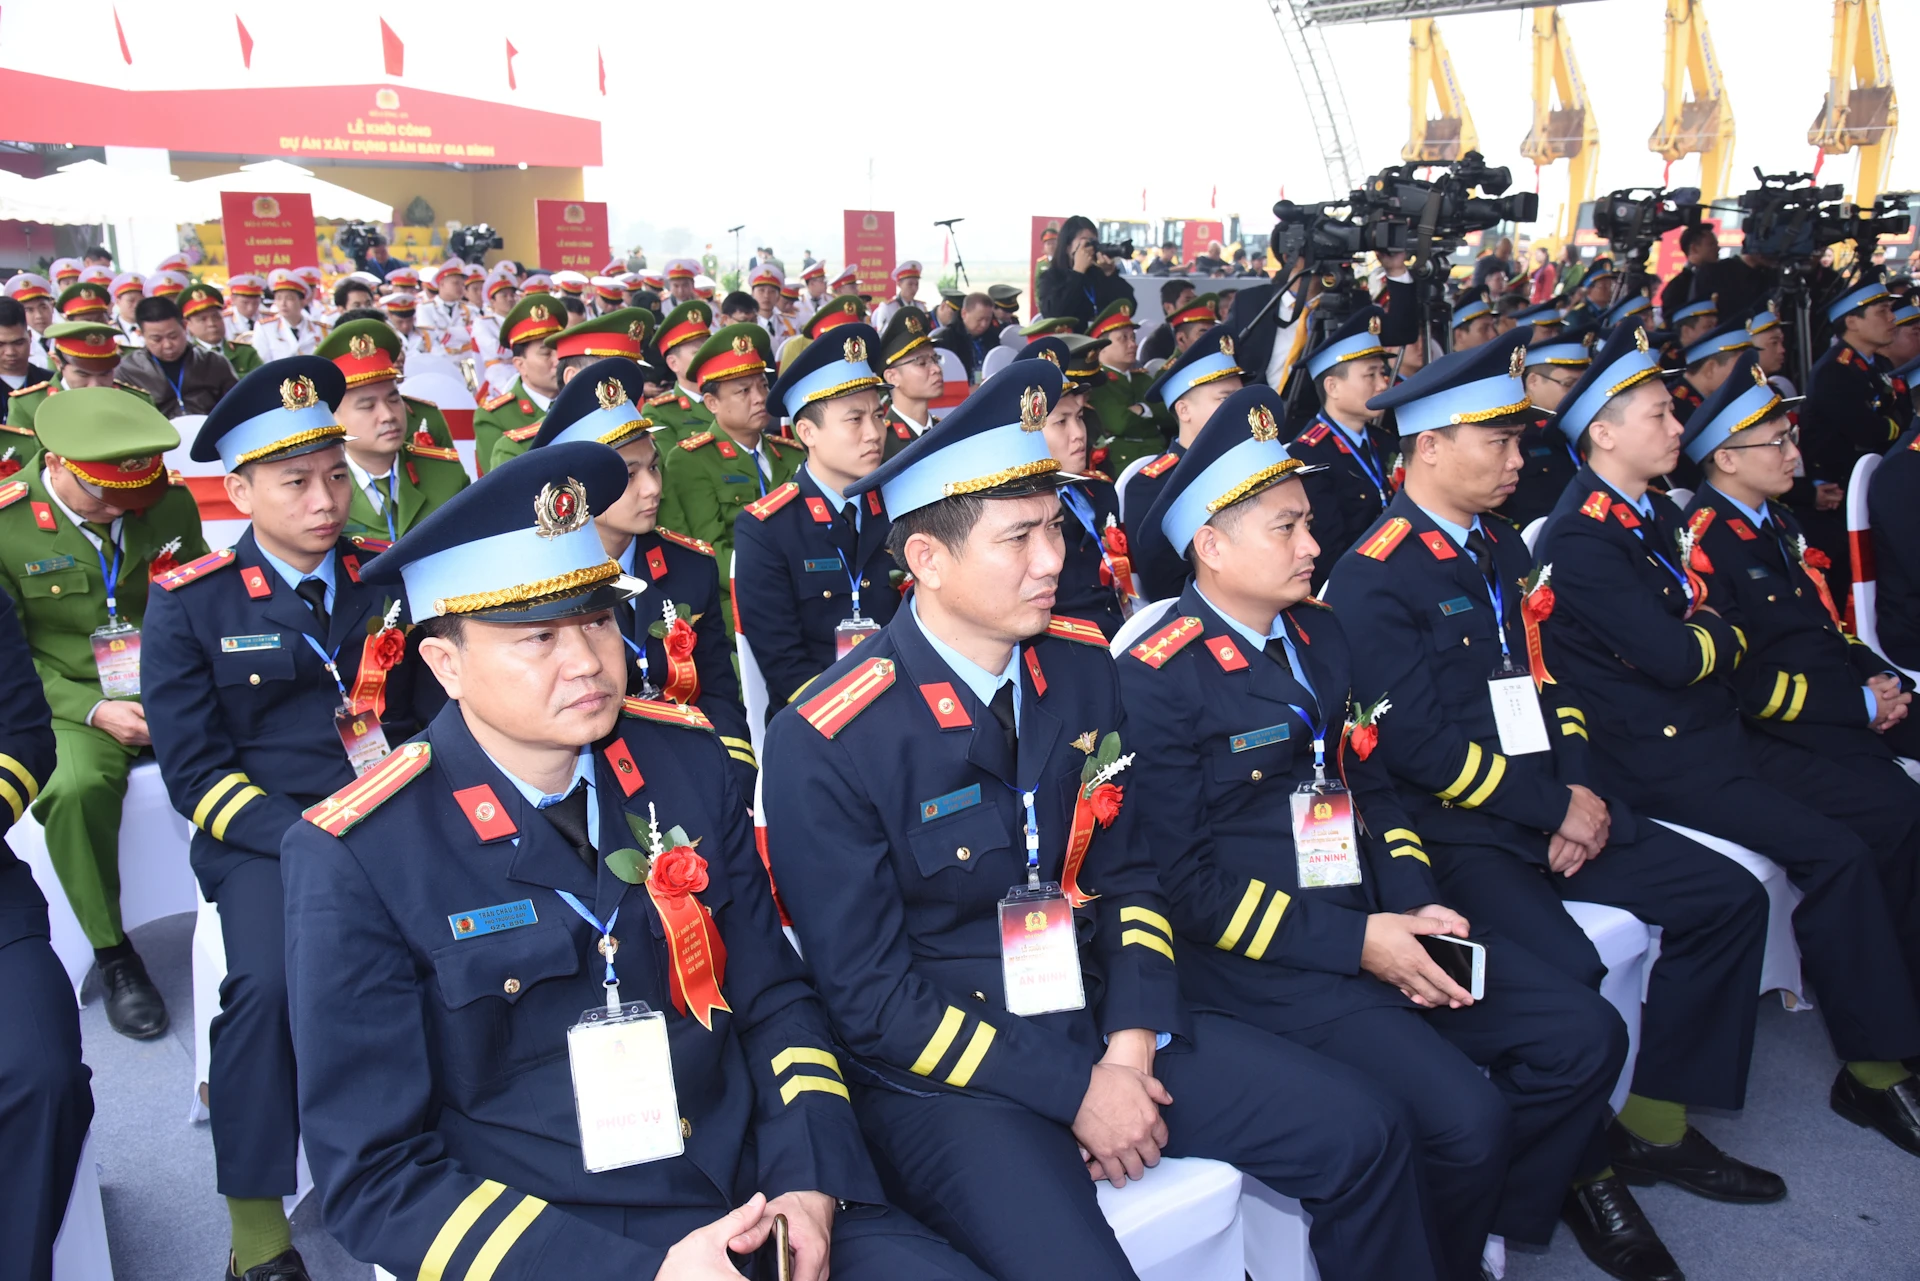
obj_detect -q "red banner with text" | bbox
[843,210,898,301]
[1181,220,1226,265]
[220,192,318,276]
[535,199,610,274]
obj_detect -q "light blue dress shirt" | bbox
[485,745,600,849]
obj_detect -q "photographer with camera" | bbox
[1038,216,1134,326]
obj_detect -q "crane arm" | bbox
[1522,6,1602,242]
[1648,0,1734,203]
[1404,18,1478,165]
[1808,0,1899,207]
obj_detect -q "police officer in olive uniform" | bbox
[0,391,206,1039]
[763,358,1442,1281]
[1288,306,1400,584]
[643,301,719,444]
[315,320,470,546]
[735,324,899,719]
[472,293,566,473]
[656,324,806,576]
[1082,300,1164,478]
[876,309,942,461]
[802,295,869,345]
[4,321,156,454]
[1126,327,1247,602]
[180,283,263,377]
[282,441,986,1281]
[1536,319,1920,1165]
[144,356,436,1281]
[490,308,659,471]
[1496,324,1593,529]
[524,357,757,793]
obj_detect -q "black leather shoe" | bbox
[1831,1067,1920,1158]
[1608,1121,1787,1203]
[227,1249,310,1280]
[1560,1177,1684,1281]
[100,951,168,1039]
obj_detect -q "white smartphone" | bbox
[1418,934,1487,1001]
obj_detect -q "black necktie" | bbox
[294,577,330,631]
[988,680,1018,765]
[541,781,595,868]
[839,501,859,561]
[1463,527,1499,592]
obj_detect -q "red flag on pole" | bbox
[505,38,518,89]
[235,15,253,68]
[1811,148,1825,181]
[112,6,131,63]
[379,18,404,76]
[597,47,606,95]
[1210,185,1217,209]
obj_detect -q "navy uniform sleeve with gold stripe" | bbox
[0,589,55,848]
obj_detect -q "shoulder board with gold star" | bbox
[678,431,715,451]
[1140,452,1180,478]
[350,535,393,553]
[481,390,517,411]
[1686,506,1716,541]
[11,379,49,397]
[800,656,896,738]
[1579,491,1612,521]
[1129,615,1204,668]
[744,482,800,521]
[167,469,185,486]
[404,441,461,462]
[115,380,152,400]
[0,480,28,511]
[302,741,432,837]
[1088,468,1113,483]
[1296,422,1331,446]
[502,423,540,442]
[1356,517,1411,561]
[621,697,715,731]
[1046,615,1108,646]
[658,528,715,556]
[154,547,237,591]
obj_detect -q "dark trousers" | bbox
[208,855,299,1197]
[854,1011,1438,1281]
[1286,937,1626,1263]
[1435,823,1768,1110]
[0,898,95,1281]
[1625,756,1920,1063]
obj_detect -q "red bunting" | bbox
[112,6,131,63]
[379,17,404,77]
[235,16,253,68]
[505,38,518,90]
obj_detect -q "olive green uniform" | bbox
[215,337,263,377]
[342,440,471,543]
[657,429,805,577]
[642,387,716,445]
[4,379,156,465]
[472,377,548,474]
[1086,368,1168,475]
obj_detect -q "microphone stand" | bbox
[935,218,969,289]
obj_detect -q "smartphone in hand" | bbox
[1418,934,1486,1000]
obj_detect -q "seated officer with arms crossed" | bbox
[1329,330,1779,1281]
[763,359,1440,1281]
[1679,354,1920,994]
[1536,319,1920,1163]
[1287,306,1399,583]
[1124,382,1628,1281]
[1127,327,1247,601]
[736,325,899,720]
[524,357,756,790]
[283,442,986,1281]
[0,391,207,1039]
[144,356,436,1281]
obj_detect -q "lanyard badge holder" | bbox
[1289,707,1362,888]
[832,548,880,659]
[997,786,1086,1017]
[555,891,685,1172]
[298,624,392,775]
[1482,574,1550,756]
[86,536,142,698]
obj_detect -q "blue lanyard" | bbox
[1320,415,1387,499]
[555,891,622,999]
[1562,438,1580,469]
[747,448,768,497]
[1481,564,1514,662]
[160,359,187,407]
[88,530,123,622]
[1273,630,1329,776]
[833,547,865,618]
[1002,781,1042,885]
[1058,486,1125,590]
[287,577,349,698]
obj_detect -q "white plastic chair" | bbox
[1521,517,1547,552]
[980,345,1015,380]
[1115,455,1158,526]
[934,347,967,387]
[999,322,1026,350]
[1241,1179,1318,1280]
[52,1130,112,1281]
[1098,1158,1249,1280]
[1561,901,1655,1111]
[1652,820,1809,1009]
[1143,358,1167,375]
[1664,486,1694,509]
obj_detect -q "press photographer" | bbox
[1038,215,1136,324]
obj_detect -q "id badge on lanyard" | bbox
[86,533,140,697]
[997,787,1085,1016]
[832,547,880,659]
[1481,574,1550,755]
[1286,696,1361,887]
[299,623,392,775]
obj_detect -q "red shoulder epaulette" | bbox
[621,697,714,731]
[502,423,540,442]
[405,441,462,461]
[1296,422,1331,446]
[658,528,715,556]
[350,535,393,553]
[678,431,714,451]
[0,479,28,511]
[645,390,680,407]
[481,390,516,411]
[167,468,185,486]
[303,741,431,837]
[744,482,800,521]
[1686,507,1716,541]
[154,547,236,591]
[1579,491,1612,521]
[800,656,896,738]
[1356,516,1411,561]
[1046,615,1108,647]
[1129,615,1204,668]
[1140,452,1180,478]
[1838,346,1860,369]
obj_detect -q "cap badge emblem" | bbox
[1019,386,1047,432]
[843,335,868,363]
[1219,335,1235,357]
[348,334,376,359]
[1751,362,1768,388]
[529,304,550,323]
[1368,315,1382,335]
[731,335,754,355]
[1248,405,1279,442]
[627,320,646,339]
[1633,326,1650,354]
[1509,343,1527,378]
[1038,349,1061,367]
[843,300,857,314]
[118,455,155,474]
[533,477,591,539]
[279,376,319,411]
[85,333,109,349]
[595,379,628,410]
[905,315,922,334]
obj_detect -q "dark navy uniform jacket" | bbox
[1684,485,1915,757]
[615,528,755,781]
[1801,340,1909,486]
[1497,419,1581,530]
[1868,425,1920,669]
[142,530,427,893]
[762,610,1187,1128]
[282,700,881,1279]
[1117,587,1439,1032]
[732,470,898,715]
[0,588,58,947]
[1532,468,1750,796]
[1055,476,1127,640]
[1289,413,1398,584]
[1125,443,1190,602]
[1328,492,1611,864]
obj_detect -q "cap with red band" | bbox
[657,300,714,354]
[690,323,773,389]
[316,318,405,386]
[553,308,654,360]
[502,293,567,348]
[46,321,124,367]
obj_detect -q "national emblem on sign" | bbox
[348,334,376,359]
[533,477,590,538]
[1248,404,1279,442]
[1025,910,1048,932]
[595,379,627,410]
[844,335,868,363]
[279,376,319,411]
[1019,386,1047,431]
[252,196,280,218]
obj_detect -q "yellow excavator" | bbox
[1808,0,1899,208]
[1403,18,1477,165]
[1520,5,1601,244]
[1647,0,1735,204]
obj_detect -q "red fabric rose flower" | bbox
[369,627,407,670]
[414,429,436,448]
[1803,547,1831,571]
[1349,724,1379,761]
[650,846,709,898]
[1088,782,1124,827]
[664,617,696,660]
[1522,585,1554,622]
[1103,526,1129,557]
[148,550,178,579]
[0,457,21,481]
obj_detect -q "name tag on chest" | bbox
[23,554,78,576]
[220,634,283,652]
[1229,724,1290,752]
[803,558,840,573]
[721,473,753,485]
[447,899,539,939]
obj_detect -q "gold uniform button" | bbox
[971,990,987,1002]
[860,578,871,588]
[48,584,60,595]
[249,674,262,685]
[821,590,832,598]
[1250,769,1263,781]
[956,846,971,861]
[1794,588,1803,597]
[502,977,521,995]
[1461,635,1470,646]
[1662,726,1677,738]
[680,1117,693,1138]
[1767,595,1777,603]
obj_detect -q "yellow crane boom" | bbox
[1404,18,1478,165]
[1809,0,1899,208]
[1521,5,1601,243]
[1648,0,1734,203]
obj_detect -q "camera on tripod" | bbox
[1736,171,1911,259]
[333,221,383,261]
[1591,187,1704,259]
[1270,151,1539,273]
[448,223,505,264]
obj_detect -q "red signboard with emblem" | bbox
[535,199,610,274]
[843,210,898,301]
[1181,220,1226,265]
[1030,216,1067,323]
[220,191,319,276]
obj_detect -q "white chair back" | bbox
[1663,486,1694,509]
[1110,599,1180,656]
[980,345,1016,380]
[1115,454,1158,525]
[1521,517,1547,552]
[1000,323,1026,350]
[934,347,968,386]
[1143,357,1167,375]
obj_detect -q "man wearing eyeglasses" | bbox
[876,309,943,460]
[1496,324,1593,529]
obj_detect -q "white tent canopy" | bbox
[0,158,201,225]
[173,160,394,223]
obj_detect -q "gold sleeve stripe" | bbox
[1122,928,1175,960]
[1438,742,1483,801]
[1732,626,1748,658]
[1388,845,1431,865]
[719,735,756,765]
[779,1075,852,1105]
[192,772,250,829]
[771,1047,842,1078]
[209,786,266,842]
[1119,905,1172,937]
[910,1007,965,1077]
[1217,880,1266,951]
[418,1179,505,1281]
[1381,827,1423,846]
[786,674,820,704]
[0,779,21,824]
[1554,707,1585,723]
[1759,671,1789,718]
[1560,722,1589,739]
[0,752,41,804]
[1687,624,1715,683]
[727,748,757,766]
[1243,890,1292,961]
[466,1194,546,1281]
[945,1022,995,1088]
[1461,754,1507,809]
[1784,673,1808,721]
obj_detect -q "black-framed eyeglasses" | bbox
[1720,426,1799,453]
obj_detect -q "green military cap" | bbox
[658,299,715,354]
[37,386,181,508]
[177,281,225,321]
[877,307,935,367]
[987,283,1022,309]
[688,322,774,391]
[938,288,965,310]
[1088,299,1139,339]
[553,307,657,361]
[1059,334,1112,391]
[500,292,567,350]
[44,320,126,368]
[801,295,867,340]
[315,317,408,387]
[1019,315,1081,338]
[57,281,112,318]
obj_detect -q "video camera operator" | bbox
[1038,215,1134,325]
[1658,225,1720,318]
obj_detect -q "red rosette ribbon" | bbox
[349,623,407,717]
[661,616,701,704]
[647,846,731,1028]
[1088,782,1124,827]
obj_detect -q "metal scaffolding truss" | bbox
[1293,0,1602,24]
[1266,1,1368,196]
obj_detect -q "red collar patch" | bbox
[452,784,517,840]
[1419,530,1458,560]
[1023,647,1047,698]
[242,566,272,599]
[31,501,56,532]
[1727,517,1758,541]
[1205,634,1250,671]
[716,439,737,459]
[341,554,362,583]
[647,546,669,579]
[919,682,972,729]
[805,496,833,524]
[1613,505,1641,530]
[603,739,644,796]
